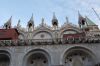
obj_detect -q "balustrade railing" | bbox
[0,37,100,46]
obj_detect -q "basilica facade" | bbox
[0,13,100,66]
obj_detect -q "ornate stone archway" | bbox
[59,27,81,38]
[23,49,51,66]
[62,46,96,66]
[0,50,10,66]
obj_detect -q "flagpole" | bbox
[92,8,100,21]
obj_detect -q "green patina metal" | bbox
[85,17,96,26]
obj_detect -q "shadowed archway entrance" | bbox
[63,47,96,66]
[27,53,48,66]
[24,49,51,66]
[0,50,10,66]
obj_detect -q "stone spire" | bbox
[52,12,58,30]
[78,11,86,29]
[7,16,12,26]
[28,14,34,26]
[66,16,69,24]
[53,12,57,19]
[27,14,34,31]
[42,18,44,25]
[4,16,12,29]
[17,19,21,28]
[30,14,34,21]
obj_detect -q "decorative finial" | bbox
[4,16,12,29]
[27,14,34,27]
[78,10,82,17]
[18,19,20,22]
[30,13,33,20]
[17,19,21,27]
[66,17,69,23]
[53,12,56,19]
[8,16,12,24]
[41,18,45,26]
[42,18,44,23]
[10,16,12,20]
[8,16,12,26]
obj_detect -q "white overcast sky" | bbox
[0,0,100,28]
